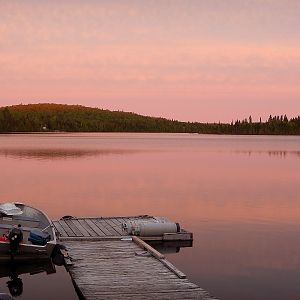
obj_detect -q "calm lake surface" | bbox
[0,133,299,300]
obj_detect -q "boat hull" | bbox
[0,203,57,261]
[0,241,56,261]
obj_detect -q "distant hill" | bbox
[0,103,299,135]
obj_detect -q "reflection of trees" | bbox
[0,148,142,160]
[234,150,300,159]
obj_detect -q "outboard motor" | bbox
[7,275,23,297]
[8,225,23,255]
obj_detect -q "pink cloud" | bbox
[0,1,299,121]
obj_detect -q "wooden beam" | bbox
[132,236,165,259]
[159,258,187,279]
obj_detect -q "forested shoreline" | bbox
[0,103,299,135]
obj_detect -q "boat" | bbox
[0,203,57,261]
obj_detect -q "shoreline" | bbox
[0,131,299,136]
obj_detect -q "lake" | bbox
[0,133,299,299]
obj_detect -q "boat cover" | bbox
[0,203,23,216]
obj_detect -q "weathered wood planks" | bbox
[53,216,214,299]
[52,216,193,242]
[64,240,216,300]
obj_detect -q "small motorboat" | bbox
[0,203,57,261]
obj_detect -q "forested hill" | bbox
[0,103,299,135]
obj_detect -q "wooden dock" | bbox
[52,215,193,242]
[52,216,216,300]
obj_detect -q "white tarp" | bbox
[0,203,23,216]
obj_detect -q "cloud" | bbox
[0,0,299,120]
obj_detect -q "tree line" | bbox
[0,104,299,135]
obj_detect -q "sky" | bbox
[0,0,299,122]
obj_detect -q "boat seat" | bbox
[12,216,40,223]
[0,216,40,229]
[0,215,40,223]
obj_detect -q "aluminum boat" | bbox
[0,203,56,261]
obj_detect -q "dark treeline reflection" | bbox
[233,150,300,159]
[1,147,299,161]
[0,148,142,160]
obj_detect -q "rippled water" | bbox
[0,133,299,300]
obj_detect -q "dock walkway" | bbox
[53,216,216,300]
[65,239,213,299]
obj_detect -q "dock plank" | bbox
[52,221,67,237]
[96,219,120,236]
[65,219,83,237]
[57,220,75,237]
[64,240,215,300]
[105,218,124,235]
[85,219,106,236]
[77,219,98,237]
[71,219,91,236]
[111,217,124,225]
[92,219,113,236]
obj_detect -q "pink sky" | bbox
[0,0,299,122]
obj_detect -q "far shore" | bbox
[0,131,299,137]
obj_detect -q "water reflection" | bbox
[0,256,77,299]
[232,150,300,159]
[0,148,299,162]
[150,241,193,255]
[0,133,299,300]
[0,260,56,297]
[0,148,142,160]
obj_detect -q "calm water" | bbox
[0,133,299,300]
